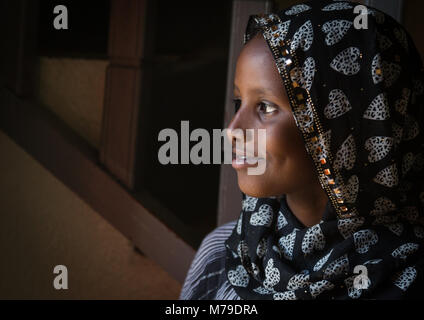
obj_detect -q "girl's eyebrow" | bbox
[234,84,275,96]
[251,87,274,95]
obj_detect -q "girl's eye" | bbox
[258,102,277,115]
[233,99,241,113]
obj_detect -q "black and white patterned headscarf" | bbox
[225,0,424,300]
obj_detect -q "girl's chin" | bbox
[237,176,275,198]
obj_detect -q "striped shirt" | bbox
[179,220,241,300]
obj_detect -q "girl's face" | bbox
[228,33,320,198]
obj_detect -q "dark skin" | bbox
[228,33,329,227]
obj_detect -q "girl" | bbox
[180,0,424,299]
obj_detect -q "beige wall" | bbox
[35,57,107,149]
[0,129,181,299]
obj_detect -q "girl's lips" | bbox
[232,154,265,169]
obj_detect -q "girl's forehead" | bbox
[241,33,270,56]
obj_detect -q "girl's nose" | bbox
[227,107,245,145]
[226,105,256,147]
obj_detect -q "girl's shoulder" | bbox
[200,220,237,251]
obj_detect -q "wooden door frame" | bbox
[100,0,147,190]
